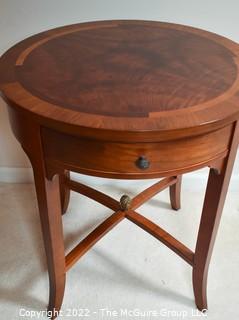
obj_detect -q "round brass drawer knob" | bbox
[136,156,150,170]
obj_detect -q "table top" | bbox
[1,20,239,142]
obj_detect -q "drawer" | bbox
[42,125,233,179]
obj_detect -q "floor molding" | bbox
[0,167,238,192]
[0,167,33,183]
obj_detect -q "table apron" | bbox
[41,125,233,179]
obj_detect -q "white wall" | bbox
[0,0,239,181]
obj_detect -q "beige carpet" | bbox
[0,174,239,319]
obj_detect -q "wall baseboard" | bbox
[0,167,238,192]
[0,167,33,183]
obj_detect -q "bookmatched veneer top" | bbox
[1,20,239,141]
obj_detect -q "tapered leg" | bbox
[17,116,66,319]
[60,170,71,215]
[170,175,182,210]
[32,167,66,318]
[193,123,239,311]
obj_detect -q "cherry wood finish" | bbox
[126,210,194,266]
[41,125,232,179]
[6,111,66,314]
[65,176,192,271]
[59,170,70,215]
[1,20,239,318]
[1,20,239,143]
[170,175,182,210]
[193,122,239,310]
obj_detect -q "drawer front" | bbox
[42,125,233,179]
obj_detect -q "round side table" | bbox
[1,20,239,318]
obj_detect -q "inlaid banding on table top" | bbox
[15,23,237,117]
[1,20,239,140]
[1,20,239,317]
[15,23,119,66]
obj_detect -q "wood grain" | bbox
[1,20,239,317]
[65,210,125,271]
[1,20,239,142]
[15,24,236,116]
[170,175,182,210]
[126,210,194,265]
[41,125,232,179]
[193,122,239,311]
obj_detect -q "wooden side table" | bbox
[1,20,239,318]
